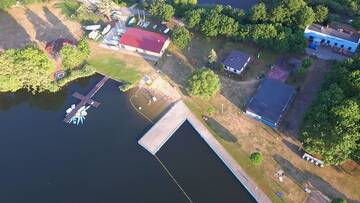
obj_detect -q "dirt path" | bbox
[281,59,332,138]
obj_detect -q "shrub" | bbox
[352,18,360,29]
[171,26,192,49]
[60,45,86,70]
[187,68,220,99]
[249,152,263,165]
[331,198,347,203]
[77,37,90,57]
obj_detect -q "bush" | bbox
[249,152,263,165]
[187,68,220,99]
[77,37,90,57]
[60,45,86,70]
[331,198,347,203]
[352,18,360,29]
[171,26,192,49]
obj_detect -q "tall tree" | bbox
[314,5,328,23]
[249,3,267,23]
[149,0,174,21]
[187,69,220,99]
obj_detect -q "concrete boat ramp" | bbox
[138,101,271,203]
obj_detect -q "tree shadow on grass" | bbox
[282,138,304,157]
[0,10,32,50]
[25,7,75,44]
[273,154,360,203]
[205,117,238,143]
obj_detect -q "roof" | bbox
[223,51,251,71]
[119,28,169,53]
[306,24,360,43]
[247,78,295,125]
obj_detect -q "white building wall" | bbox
[304,28,359,53]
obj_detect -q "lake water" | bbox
[0,75,255,203]
[198,0,259,10]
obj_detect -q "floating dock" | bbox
[138,101,271,203]
[63,76,109,123]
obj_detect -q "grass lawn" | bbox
[55,0,104,25]
[88,57,141,85]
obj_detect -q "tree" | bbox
[0,46,55,93]
[187,69,220,99]
[77,37,90,57]
[331,198,347,203]
[249,3,267,23]
[249,152,263,165]
[171,26,192,49]
[201,11,221,37]
[352,17,360,29]
[208,49,217,64]
[314,5,328,23]
[300,59,360,165]
[149,0,175,22]
[269,6,287,23]
[294,6,315,29]
[60,45,86,70]
[218,15,239,37]
[184,8,205,29]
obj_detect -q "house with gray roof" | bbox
[304,23,360,53]
[222,51,251,75]
[245,78,296,128]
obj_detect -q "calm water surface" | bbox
[198,0,259,10]
[0,75,255,203]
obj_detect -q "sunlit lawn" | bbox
[88,57,141,85]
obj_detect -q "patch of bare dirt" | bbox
[281,59,333,138]
[0,1,82,50]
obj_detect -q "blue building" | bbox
[304,23,360,53]
[245,79,296,128]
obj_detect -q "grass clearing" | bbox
[55,0,104,25]
[54,0,80,18]
[88,57,141,85]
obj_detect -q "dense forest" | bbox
[300,58,360,165]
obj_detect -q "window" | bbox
[341,45,344,48]
[334,43,338,46]
[348,47,352,51]
[327,40,330,44]
[321,39,325,43]
[309,36,314,40]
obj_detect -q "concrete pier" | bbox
[138,101,272,203]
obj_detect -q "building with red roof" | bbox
[118,28,170,59]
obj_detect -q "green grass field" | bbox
[88,57,141,85]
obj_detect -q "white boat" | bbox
[84,24,101,31]
[102,25,111,35]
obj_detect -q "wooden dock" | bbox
[138,101,272,203]
[63,76,109,123]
